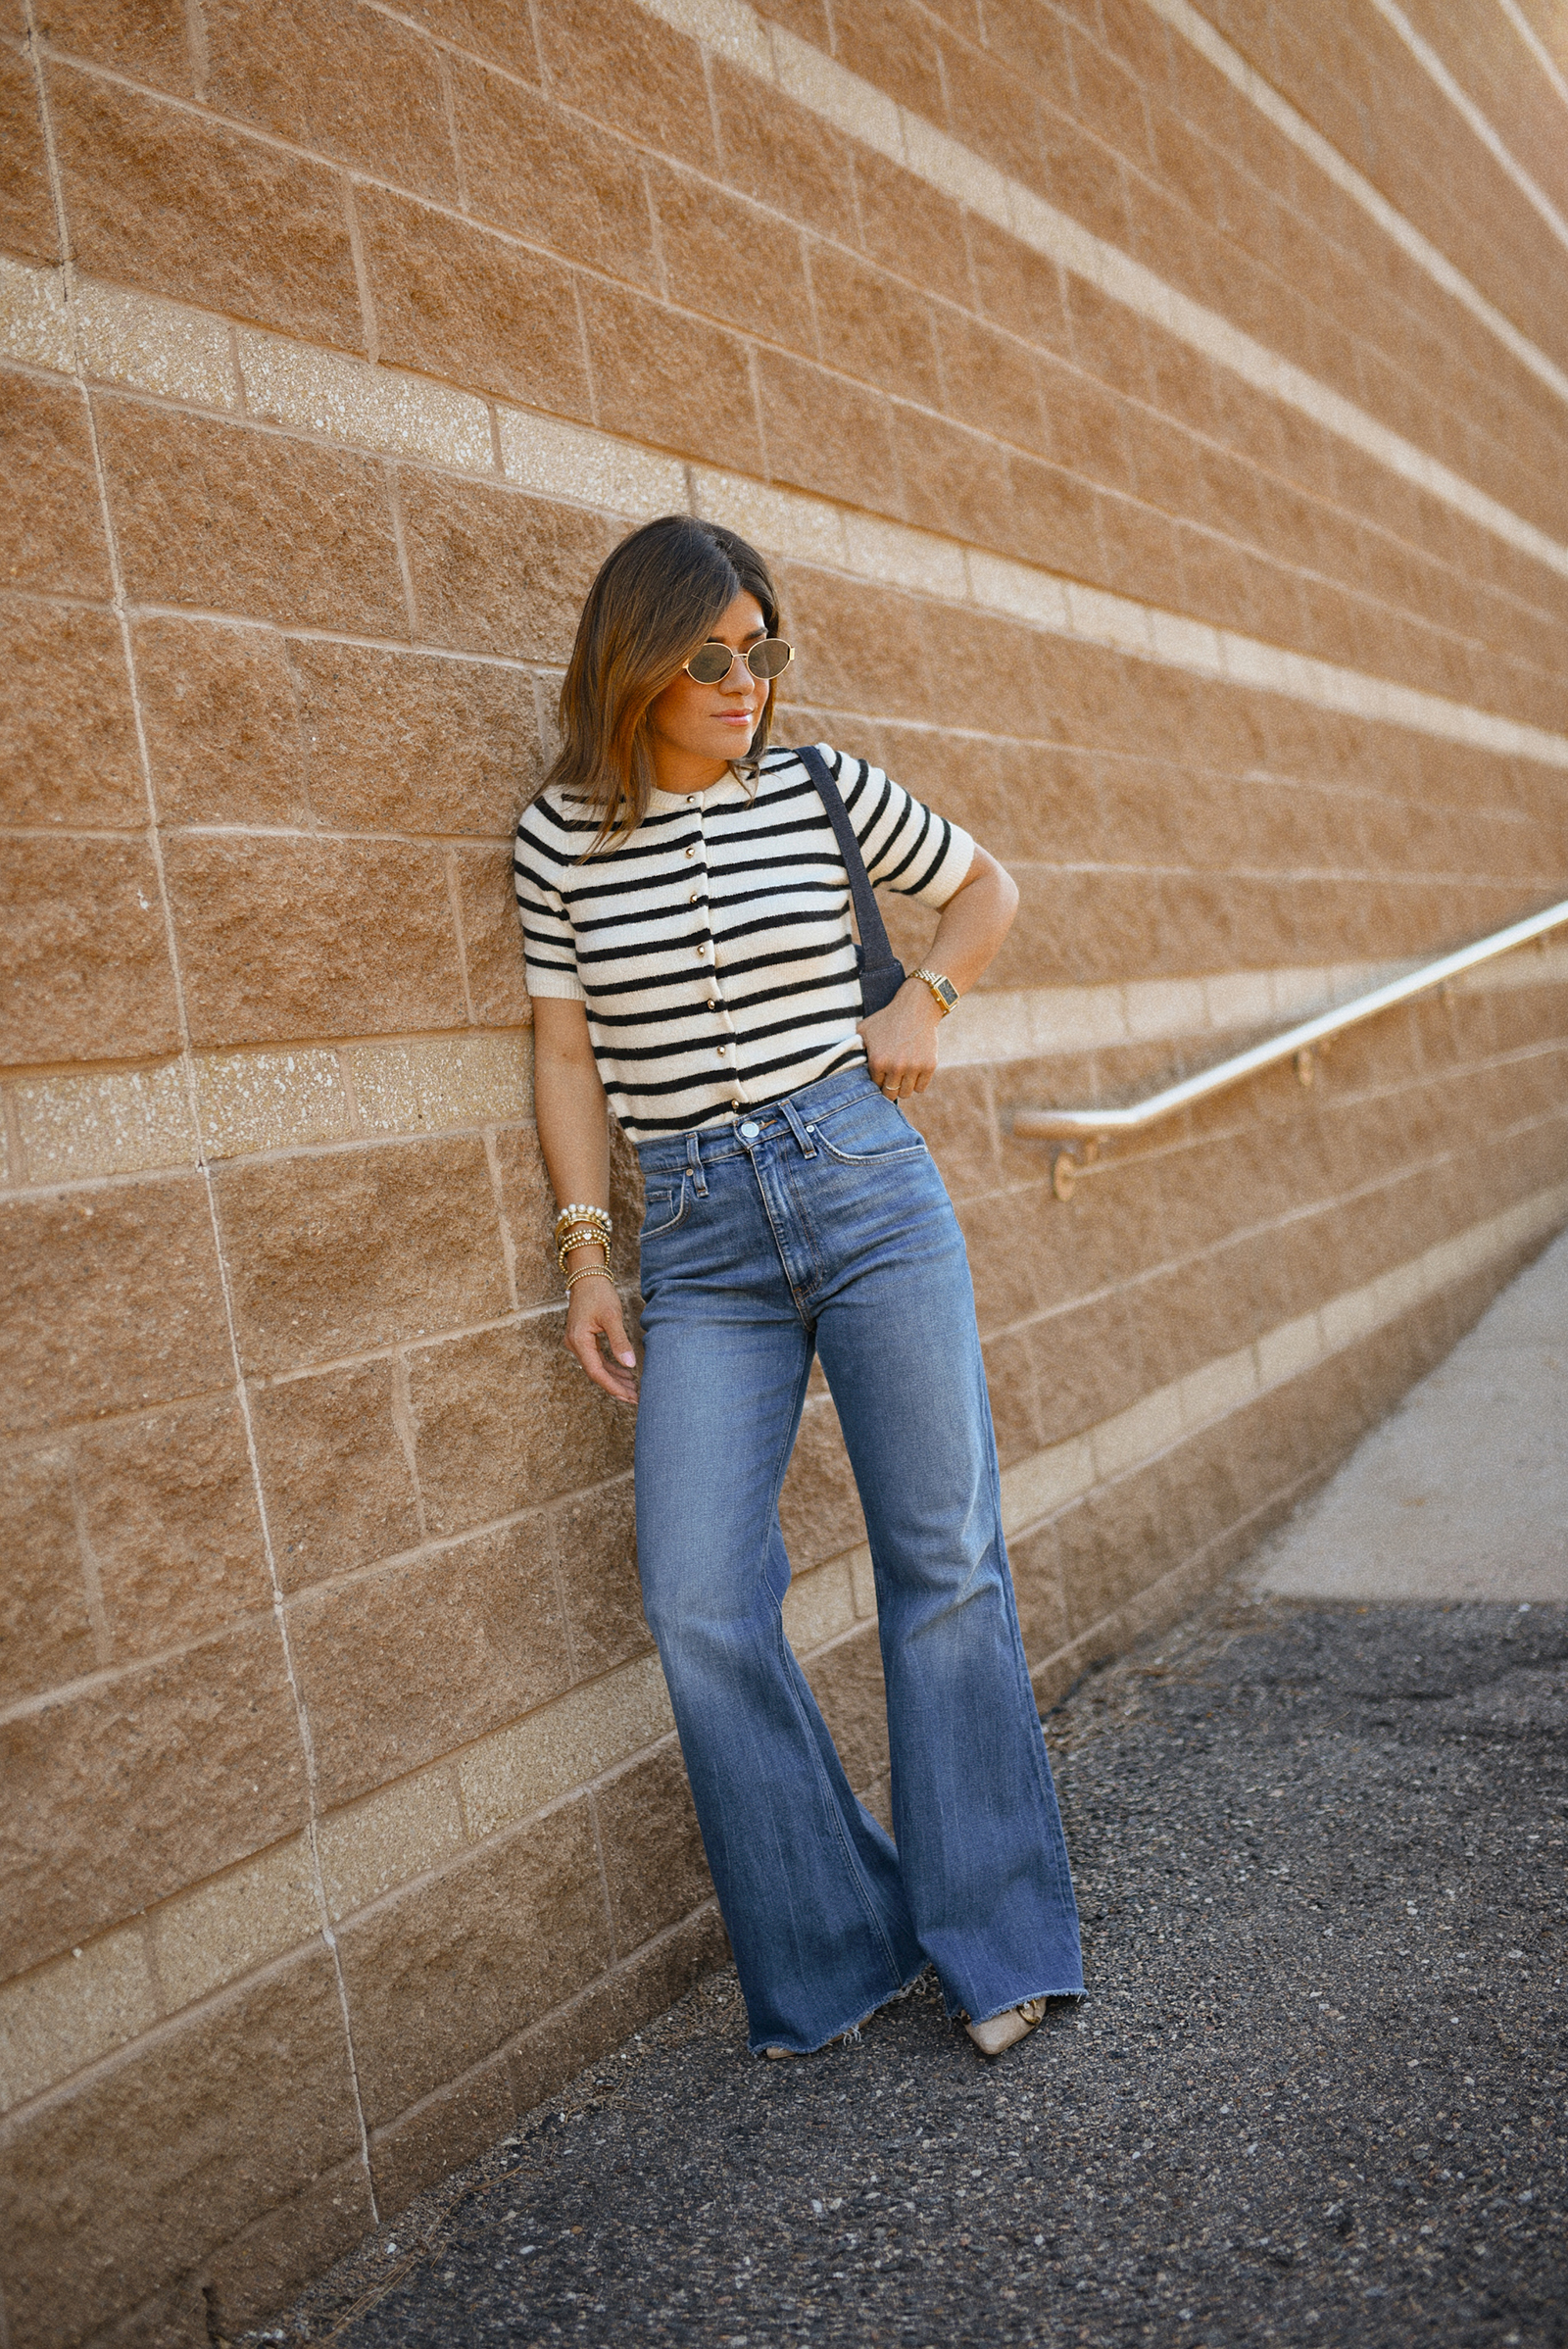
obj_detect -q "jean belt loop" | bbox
[685,1132,709,1197]
[777,1094,817,1158]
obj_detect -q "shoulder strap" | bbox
[792,744,902,990]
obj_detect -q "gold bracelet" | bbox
[557,1228,611,1265]
[564,1265,615,1294]
[555,1202,612,1237]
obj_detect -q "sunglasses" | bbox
[681,638,795,686]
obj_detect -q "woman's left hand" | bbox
[858,980,944,1101]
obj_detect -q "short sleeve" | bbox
[514,795,587,1003]
[829,750,974,907]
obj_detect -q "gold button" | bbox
[708,1000,718,1010]
[716,1046,726,1056]
[685,847,696,858]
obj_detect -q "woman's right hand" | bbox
[564,1275,639,1403]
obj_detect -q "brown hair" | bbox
[543,514,783,853]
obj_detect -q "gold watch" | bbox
[912,966,958,1017]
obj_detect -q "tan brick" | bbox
[336,1793,611,2128]
[47,62,364,351]
[0,1919,157,2117]
[0,370,111,600]
[0,599,141,828]
[778,564,940,730]
[0,1176,230,1441]
[204,0,457,201]
[777,1396,866,1574]
[249,1360,420,1590]
[0,1618,309,1978]
[858,144,980,312]
[595,1742,710,1955]
[488,1120,563,1314]
[449,58,658,287]
[399,469,616,662]
[152,1834,319,2013]
[804,1622,889,1792]
[32,0,193,90]
[1005,1517,1072,1666]
[830,0,947,121]
[391,0,539,73]
[289,1518,572,1808]
[349,1031,529,1137]
[891,405,1016,547]
[452,842,532,1027]
[97,398,406,633]
[288,638,538,834]
[578,275,763,477]
[133,616,308,828]
[710,57,858,241]
[495,1902,726,2165]
[755,347,902,514]
[212,1136,511,1376]
[201,2153,374,2341]
[652,163,814,352]
[0,833,179,1068]
[0,1949,361,2348]
[162,834,466,1049]
[533,0,716,171]
[356,179,592,415]
[0,1447,94,1706]
[316,1763,466,1920]
[812,245,943,408]
[406,1315,634,1534]
[551,1478,653,1683]
[0,43,62,265]
[365,2052,513,2222]
[74,1395,270,1660]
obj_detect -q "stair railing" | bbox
[1010,898,1568,1199]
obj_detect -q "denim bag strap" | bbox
[793,743,906,1015]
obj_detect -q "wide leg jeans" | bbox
[634,1065,1082,2054]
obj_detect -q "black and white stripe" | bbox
[514,745,974,1139]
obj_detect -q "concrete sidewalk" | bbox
[258,1239,1568,2349]
[1254,1227,1567,1605]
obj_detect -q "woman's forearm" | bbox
[534,1049,612,1219]
[923,848,1019,995]
[532,999,638,1399]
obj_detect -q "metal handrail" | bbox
[1011,898,1568,1161]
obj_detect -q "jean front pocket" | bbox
[811,1092,930,1167]
[640,1176,689,1239]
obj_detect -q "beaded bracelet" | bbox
[555,1202,612,1237]
[564,1264,615,1295]
[557,1225,611,1260]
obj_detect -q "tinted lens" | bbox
[746,639,794,680]
[685,644,736,684]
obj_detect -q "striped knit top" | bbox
[514,744,974,1140]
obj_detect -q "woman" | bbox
[515,514,1081,2059]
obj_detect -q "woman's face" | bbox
[647,590,770,785]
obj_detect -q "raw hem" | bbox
[961,1985,1085,2028]
[748,1961,930,2058]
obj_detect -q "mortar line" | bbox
[20,0,381,2223]
[60,1446,112,1669]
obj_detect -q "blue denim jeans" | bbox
[633,1065,1082,2054]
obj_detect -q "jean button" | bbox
[739,1120,760,1139]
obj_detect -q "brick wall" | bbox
[2,0,1566,2339]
